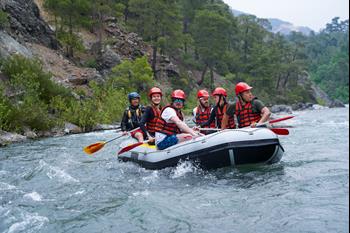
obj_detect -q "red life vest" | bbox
[195,106,216,128]
[155,105,184,136]
[235,99,262,128]
[216,104,236,129]
[146,105,162,134]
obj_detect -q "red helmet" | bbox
[171,89,186,100]
[212,87,227,97]
[235,82,253,96]
[148,87,163,98]
[197,90,210,99]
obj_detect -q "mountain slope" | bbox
[231,9,313,35]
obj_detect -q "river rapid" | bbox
[0,107,349,233]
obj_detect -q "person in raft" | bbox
[199,87,236,129]
[140,87,163,144]
[192,90,215,134]
[121,92,146,142]
[155,89,202,150]
[222,82,271,129]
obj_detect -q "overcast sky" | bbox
[223,0,349,31]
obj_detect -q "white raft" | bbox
[118,128,284,170]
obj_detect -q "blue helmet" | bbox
[128,92,141,101]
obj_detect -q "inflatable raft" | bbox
[118,128,284,170]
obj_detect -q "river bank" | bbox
[1,103,347,147]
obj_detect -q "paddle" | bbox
[118,139,152,155]
[83,127,140,155]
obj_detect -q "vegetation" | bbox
[0,10,9,29]
[0,55,154,132]
[1,0,348,134]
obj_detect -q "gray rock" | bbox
[330,99,346,108]
[0,31,33,58]
[1,0,58,49]
[23,129,37,139]
[97,47,121,71]
[64,122,82,134]
[271,105,293,114]
[0,130,26,146]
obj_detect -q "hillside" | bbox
[231,9,313,35]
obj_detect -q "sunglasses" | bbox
[173,99,185,104]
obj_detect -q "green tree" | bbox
[109,56,154,92]
[192,9,232,88]
[128,0,182,76]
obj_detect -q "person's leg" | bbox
[176,133,193,143]
[157,135,179,150]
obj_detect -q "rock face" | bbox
[1,0,58,49]
[0,30,33,58]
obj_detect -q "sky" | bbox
[223,0,349,31]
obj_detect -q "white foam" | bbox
[40,160,79,183]
[171,161,197,178]
[142,171,159,184]
[7,213,49,233]
[132,190,150,197]
[0,182,16,191]
[24,192,42,202]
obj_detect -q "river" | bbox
[0,107,349,233]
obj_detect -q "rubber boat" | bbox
[118,128,285,170]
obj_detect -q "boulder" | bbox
[330,99,346,108]
[97,47,121,71]
[0,130,26,147]
[64,122,83,134]
[271,105,293,114]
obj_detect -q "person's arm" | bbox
[140,107,153,136]
[170,115,197,136]
[258,107,271,125]
[252,100,271,127]
[222,103,235,129]
[121,110,129,132]
[200,107,216,127]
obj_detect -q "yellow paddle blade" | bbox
[83,142,106,155]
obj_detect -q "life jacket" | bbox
[235,98,262,128]
[146,105,162,134]
[216,103,236,129]
[126,106,143,129]
[195,106,216,128]
[155,105,184,136]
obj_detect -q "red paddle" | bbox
[118,140,152,155]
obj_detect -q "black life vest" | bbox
[155,105,184,136]
[216,104,236,129]
[146,105,162,134]
[235,99,262,128]
[126,106,143,129]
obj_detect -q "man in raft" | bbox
[199,87,236,129]
[222,82,271,129]
[121,92,146,142]
[192,90,215,134]
[155,89,202,150]
[140,87,163,144]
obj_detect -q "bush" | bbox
[110,56,154,93]
[0,10,9,29]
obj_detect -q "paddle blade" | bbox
[269,116,295,124]
[270,128,289,135]
[118,142,143,155]
[83,142,106,155]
